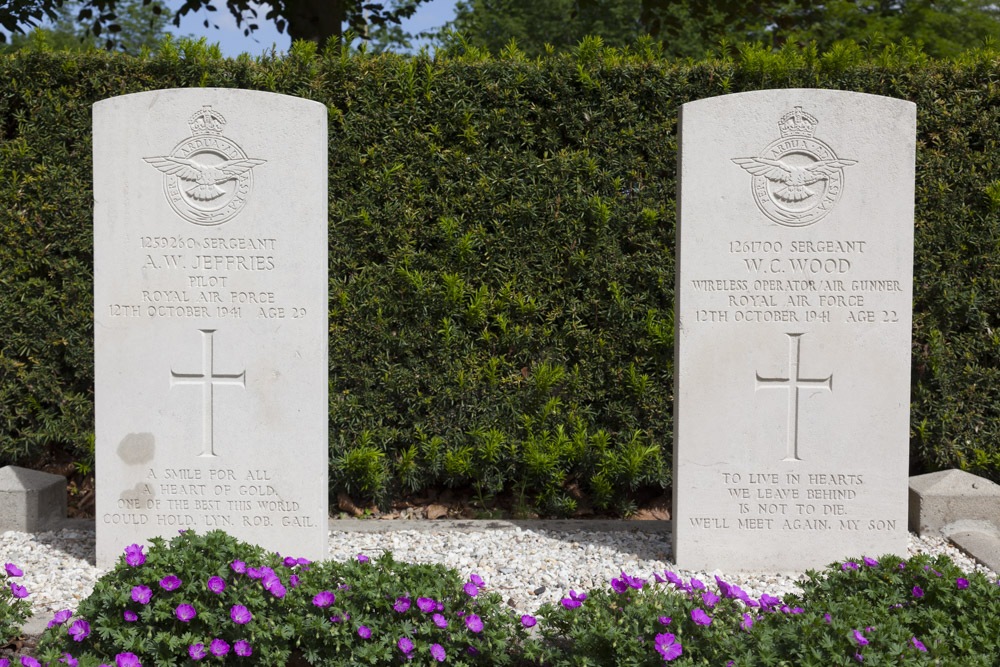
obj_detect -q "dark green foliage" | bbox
[33,529,527,666]
[2,39,1000,510]
[534,552,1000,665]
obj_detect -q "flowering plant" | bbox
[0,562,33,645]
[32,530,529,665]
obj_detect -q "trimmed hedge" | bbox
[2,38,1000,512]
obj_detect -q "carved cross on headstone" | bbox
[755,332,832,462]
[170,329,246,457]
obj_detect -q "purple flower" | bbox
[854,654,864,663]
[760,594,781,608]
[358,626,372,639]
[313,591,335,607]
[4,563,23,577]
[690,577,706,591]
[702,591,719,608]
[467,646,480,656]
[0,659,8,667]
[114,653,140,667]
[20,658,40,667]
[464,582,480,597]
[898,562,906,570]
[561,598,582,609]
[58,653,78,666]
[231,560,246,573]
[283,556,298,567]
[246,567,263,579]
[10,583,28,598]
[433,613,448,628]
[159,575,181,591]
[393,596,411,612]
[207,576,225,594]
[466,614,484,633]
[234,641,252,657]
[655,633,683,661]
[521,615,536,628]
[398,637,414,654]
[417,597,437,612]
[824,613,832,624]
[430,643,446,661]
[863,557,879,567]
[48,610,73,628]
[470,573,484,587]
[912,586,924,598]
[123,610,138,622]
[715,575,733,598]
[658,616,671,625]
[210,639,229,657]
[853,629,869,646]
[296,557,311,567]
[691,608,712,626]
[611,577,628,594]
[124,544,145,567]
[289,575,299,588]
[842,561,859,571]
[742,612,754,631]
[131,585,152,604]
[911,636,927,652]
[569,590,587,602]
[957,577,969,589]
[68,620,90,641]
[176,604,196,622]
[263,576,286,598]
[231,605,251,624]
[189,644,206,660]
[357,554,369,563]
[664,571,684,587]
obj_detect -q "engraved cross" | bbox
[755,333,832,462]
[170,329,245,457]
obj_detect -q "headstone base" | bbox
[0,466,67,532]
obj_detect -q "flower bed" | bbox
[2,530,998,665]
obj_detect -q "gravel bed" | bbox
[2,525,995,625]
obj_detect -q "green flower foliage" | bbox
[18,531,1000,665]
[534,554,1000,665]
[34,529,527,665]
[2,38,1000,509]
[0,565,33,644]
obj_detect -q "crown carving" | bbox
[778,107,817,138]
[188,106,226,135]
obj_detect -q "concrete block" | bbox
[0,466,67,532]
[908,468,1000,537]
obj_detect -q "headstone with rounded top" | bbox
[673,89,916,571]
[93,89,328,567]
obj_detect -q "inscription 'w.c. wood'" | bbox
[755,332,832,462]
[170,329,246,457]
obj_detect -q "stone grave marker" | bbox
[673,89,916,571]
[94,89,328,567]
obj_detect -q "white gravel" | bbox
[2,526,995,624]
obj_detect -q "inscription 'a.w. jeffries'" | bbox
[170,329,246,457]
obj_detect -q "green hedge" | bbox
[2,38,1000,512]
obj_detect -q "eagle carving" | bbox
[143,156,267,201]
[732,157,858,203]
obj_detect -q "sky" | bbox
[162,0,460,57]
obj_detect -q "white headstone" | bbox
[94,89,328,567]
[673,89,915,571]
